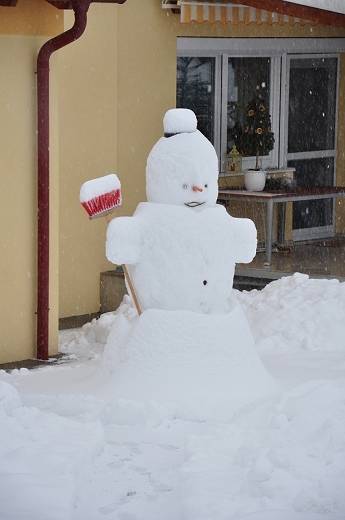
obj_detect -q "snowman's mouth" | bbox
[185,201,205,207]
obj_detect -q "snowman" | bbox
[106,109,257,314]
[102,109,277,414]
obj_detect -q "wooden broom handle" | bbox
[122,264,142,316]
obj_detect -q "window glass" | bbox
[227,57,271,154]
[177,57,215,143]
[288,157,334,230]
[288,58,337,153]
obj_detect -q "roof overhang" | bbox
[227,0,345,27]
[0,0,18,6]
[0,0,125,7]
[45,0,125,8]
[163,0,345,28]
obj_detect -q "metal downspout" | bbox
[36,0,91,360]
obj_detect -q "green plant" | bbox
[236,86,275,170]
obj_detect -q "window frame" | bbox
[177,37,345,174]
[283,53,340,164]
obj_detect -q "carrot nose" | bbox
[193,186,203,192]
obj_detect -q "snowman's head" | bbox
[146,109,219,211]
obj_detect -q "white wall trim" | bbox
[177,37,345,56]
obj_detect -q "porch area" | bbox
[235,236,345,290]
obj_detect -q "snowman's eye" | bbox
[205,184,208,188]
[182,184,188,189]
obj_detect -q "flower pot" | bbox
[244,170,266,192]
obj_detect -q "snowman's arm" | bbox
[231,216,257,264]
[106,216,142,266]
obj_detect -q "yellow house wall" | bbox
[58,5,119,318]
[0,0,63,35]
[0,0,61,364]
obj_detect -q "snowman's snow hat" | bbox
[163,108,197,137]
[146,108,219,208]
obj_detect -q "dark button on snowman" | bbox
[106,108,257,314]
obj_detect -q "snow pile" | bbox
[0,380,104,520]
[178,378,345,519]
[235,273,345,352]
[0,274,344,519]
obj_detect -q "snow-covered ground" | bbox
[1,272,345,520]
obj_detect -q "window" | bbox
[177,57,216,143]
[177,38,344,240]
[226,57,271,156]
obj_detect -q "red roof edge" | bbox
[45,0,125,8]
[0,0,18,6]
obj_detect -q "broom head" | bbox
[80,174,121,219]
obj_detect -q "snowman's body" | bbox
[102,109,277,410]
[107,201,256,314]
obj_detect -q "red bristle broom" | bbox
[80,174,142,316]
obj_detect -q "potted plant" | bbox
[236,86,275,191]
